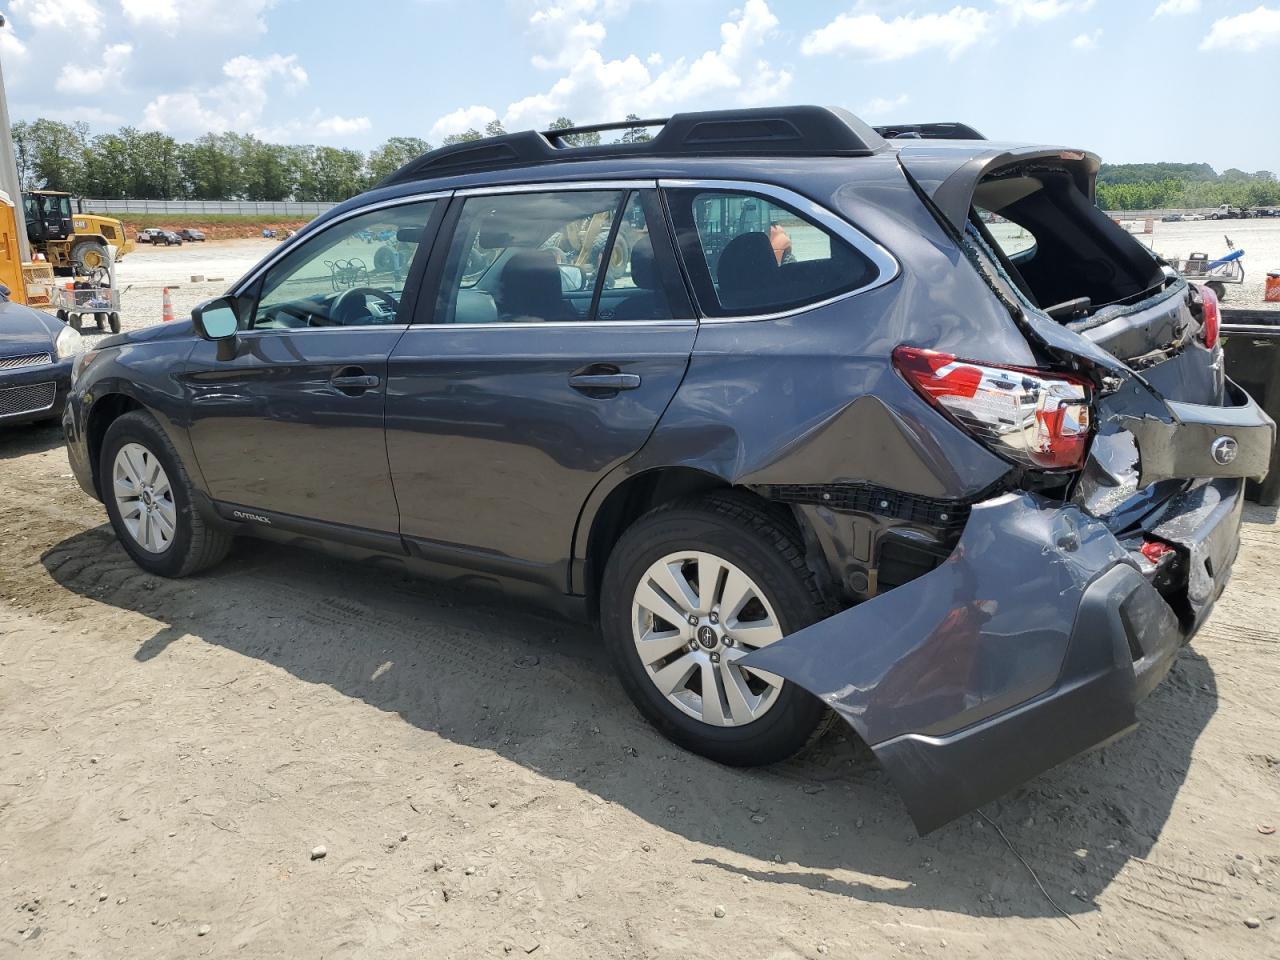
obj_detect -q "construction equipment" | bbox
[22,190,133,276]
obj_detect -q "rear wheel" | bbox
[108,312,121,334]
[101,410,232,577]
[69,313,82,332]
[600,492,830,766]
[1207,280,1226,301]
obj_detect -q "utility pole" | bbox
[0,14,32,262]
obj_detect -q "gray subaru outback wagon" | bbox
[63,107,1275,832]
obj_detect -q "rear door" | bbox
[384,184,697,589]
[184,196,446,537]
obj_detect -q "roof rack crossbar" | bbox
[543,117,669,144]
[380,105,891,187]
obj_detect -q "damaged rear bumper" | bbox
[742,481,1245,834]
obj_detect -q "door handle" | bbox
[330,367,380,395]
[568,373,641,391]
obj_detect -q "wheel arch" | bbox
[576,465,806,620]
[85,392,145,498]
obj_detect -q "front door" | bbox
[184,196,445,535]
[385,186,697,588]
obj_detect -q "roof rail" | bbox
[874,122,986,141]
[381,105,889,186]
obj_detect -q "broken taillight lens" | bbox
[893,346,1092,470]
[1197,283,1220,351]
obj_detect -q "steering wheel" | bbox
[331,286,399,326]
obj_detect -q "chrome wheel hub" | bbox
[631,551,785,727]
[112,442,177,554]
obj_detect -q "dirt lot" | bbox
[1,415,1278,958]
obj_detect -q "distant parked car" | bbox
[151,230,183,246]
[177,229,206,242]
[136,228,166,244]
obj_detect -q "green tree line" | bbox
[1096,163,1279,210]
[10,115,652,203]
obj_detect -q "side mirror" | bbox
[559,264,586,293]
[192,297,239,340]
[192,297,240,360]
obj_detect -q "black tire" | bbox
[100,410,233,577]
[56,308,68,323]
[71,241,111,275]
[69,313,82,332]
[95,312,107,330]
[108,312,121,334]
[1207,280,1226,302]
[600,491,831,767]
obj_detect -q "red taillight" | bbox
[1197,284,1220,351]
[893,346,1092,471]
[1140,540,1175,564]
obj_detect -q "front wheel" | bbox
[600,492,830,767]
[100,410,233,577]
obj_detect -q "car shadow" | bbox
[0,418,64,459]
[40,525,1219,922]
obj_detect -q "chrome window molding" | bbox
[230,190,454,297]
[453,180,655,197]
[402,319,697,331]
[658,177,901,324]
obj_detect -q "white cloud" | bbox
[0,21,28,59]
[310,115,371,137]
[55,43,132,95]
[1070,29,1102,50]
[1200,5,1280,51]
[488,0,788,132]
[860,94,910,117]
[802,6,990,61]
[428,104,500,141]
[119,0,274,34]
[16,105,125,126]
[120,0,179,28]
[10,0,105,39]
[1154,0,1200,15]
[142,53,309,136]
[995,0,1096,22]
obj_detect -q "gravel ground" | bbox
[1,421,1278,959]
[5,215,1277,958]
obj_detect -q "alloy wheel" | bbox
[112,442,177,554]
[631,550,785,727]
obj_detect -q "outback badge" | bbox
[1211,436,1239,466]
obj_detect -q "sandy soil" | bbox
[1,414,1278,957]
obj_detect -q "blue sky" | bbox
[1,0,1277,170]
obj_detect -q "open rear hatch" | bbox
[740,145,1275,833]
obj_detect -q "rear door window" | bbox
[431,188,691,324]
[665,188,881,318]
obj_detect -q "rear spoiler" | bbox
[874,122,986,141]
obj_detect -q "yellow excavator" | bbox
[22,190,132,275]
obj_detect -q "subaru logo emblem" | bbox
[1211,436,1238,466]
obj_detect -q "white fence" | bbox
[77,199,338,216]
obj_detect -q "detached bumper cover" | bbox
[742,484,1243,834]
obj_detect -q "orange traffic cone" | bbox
[162,287,174,323]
